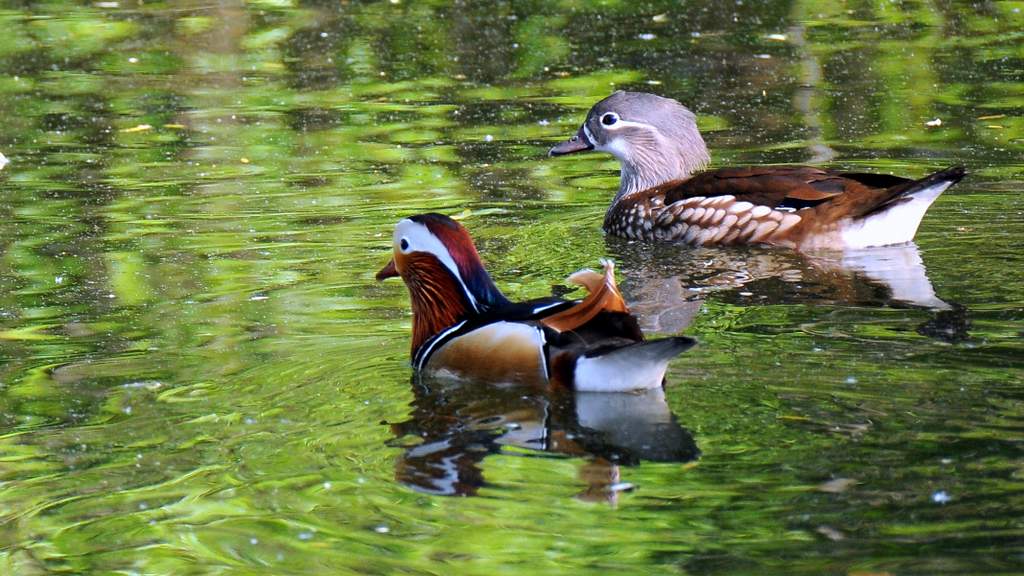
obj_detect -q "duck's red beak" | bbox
[376,258,399,280]
[548,125,594,157]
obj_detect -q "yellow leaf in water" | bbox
[121,124,153,133]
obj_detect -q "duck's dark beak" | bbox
[376,258,399,280]
[548,125,594,157]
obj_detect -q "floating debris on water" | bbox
[816,525,845,541]
[925,118,942,127]
[817,478,857,493]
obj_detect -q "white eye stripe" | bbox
[394,219,480,311]
[601,118,649,131]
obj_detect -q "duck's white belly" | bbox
[426,321,547,383]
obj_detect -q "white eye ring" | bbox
[600,112,619,126]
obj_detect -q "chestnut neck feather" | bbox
[405,255,474,354]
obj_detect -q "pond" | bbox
[1,1,1022,574]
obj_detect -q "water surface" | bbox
[0,1,1022,574]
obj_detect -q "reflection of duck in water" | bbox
[376,213,695,391]
[388,375,699,500]
[608,239,968,341]
[550,91,966,249]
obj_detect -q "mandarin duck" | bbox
[376,213,695,391]
[550,91,966,250]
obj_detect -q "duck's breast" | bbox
[425,321,548,383]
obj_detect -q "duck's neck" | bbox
[405,260,508,355]
[611,137,711,206]
[408,273,473,355]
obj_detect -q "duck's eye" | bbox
[400,238,410,251]
[601,112,619,126]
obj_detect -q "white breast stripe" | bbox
[538,327,549,381]
[414,320,467,370]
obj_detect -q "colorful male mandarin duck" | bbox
[550,91,966,250]
[376,213,695,391]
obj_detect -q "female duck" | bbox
[376,213,694,391]
[550,91,965,250]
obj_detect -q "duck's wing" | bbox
[539,260,631,333]
[660,166,913,210]
[608,166,965,248]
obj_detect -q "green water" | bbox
[1,1,1022,574]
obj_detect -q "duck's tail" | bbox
[843,166,966,248]
[573,336,696,392]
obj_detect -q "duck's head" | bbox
[377,214,509,353]
[549,91,710,199]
